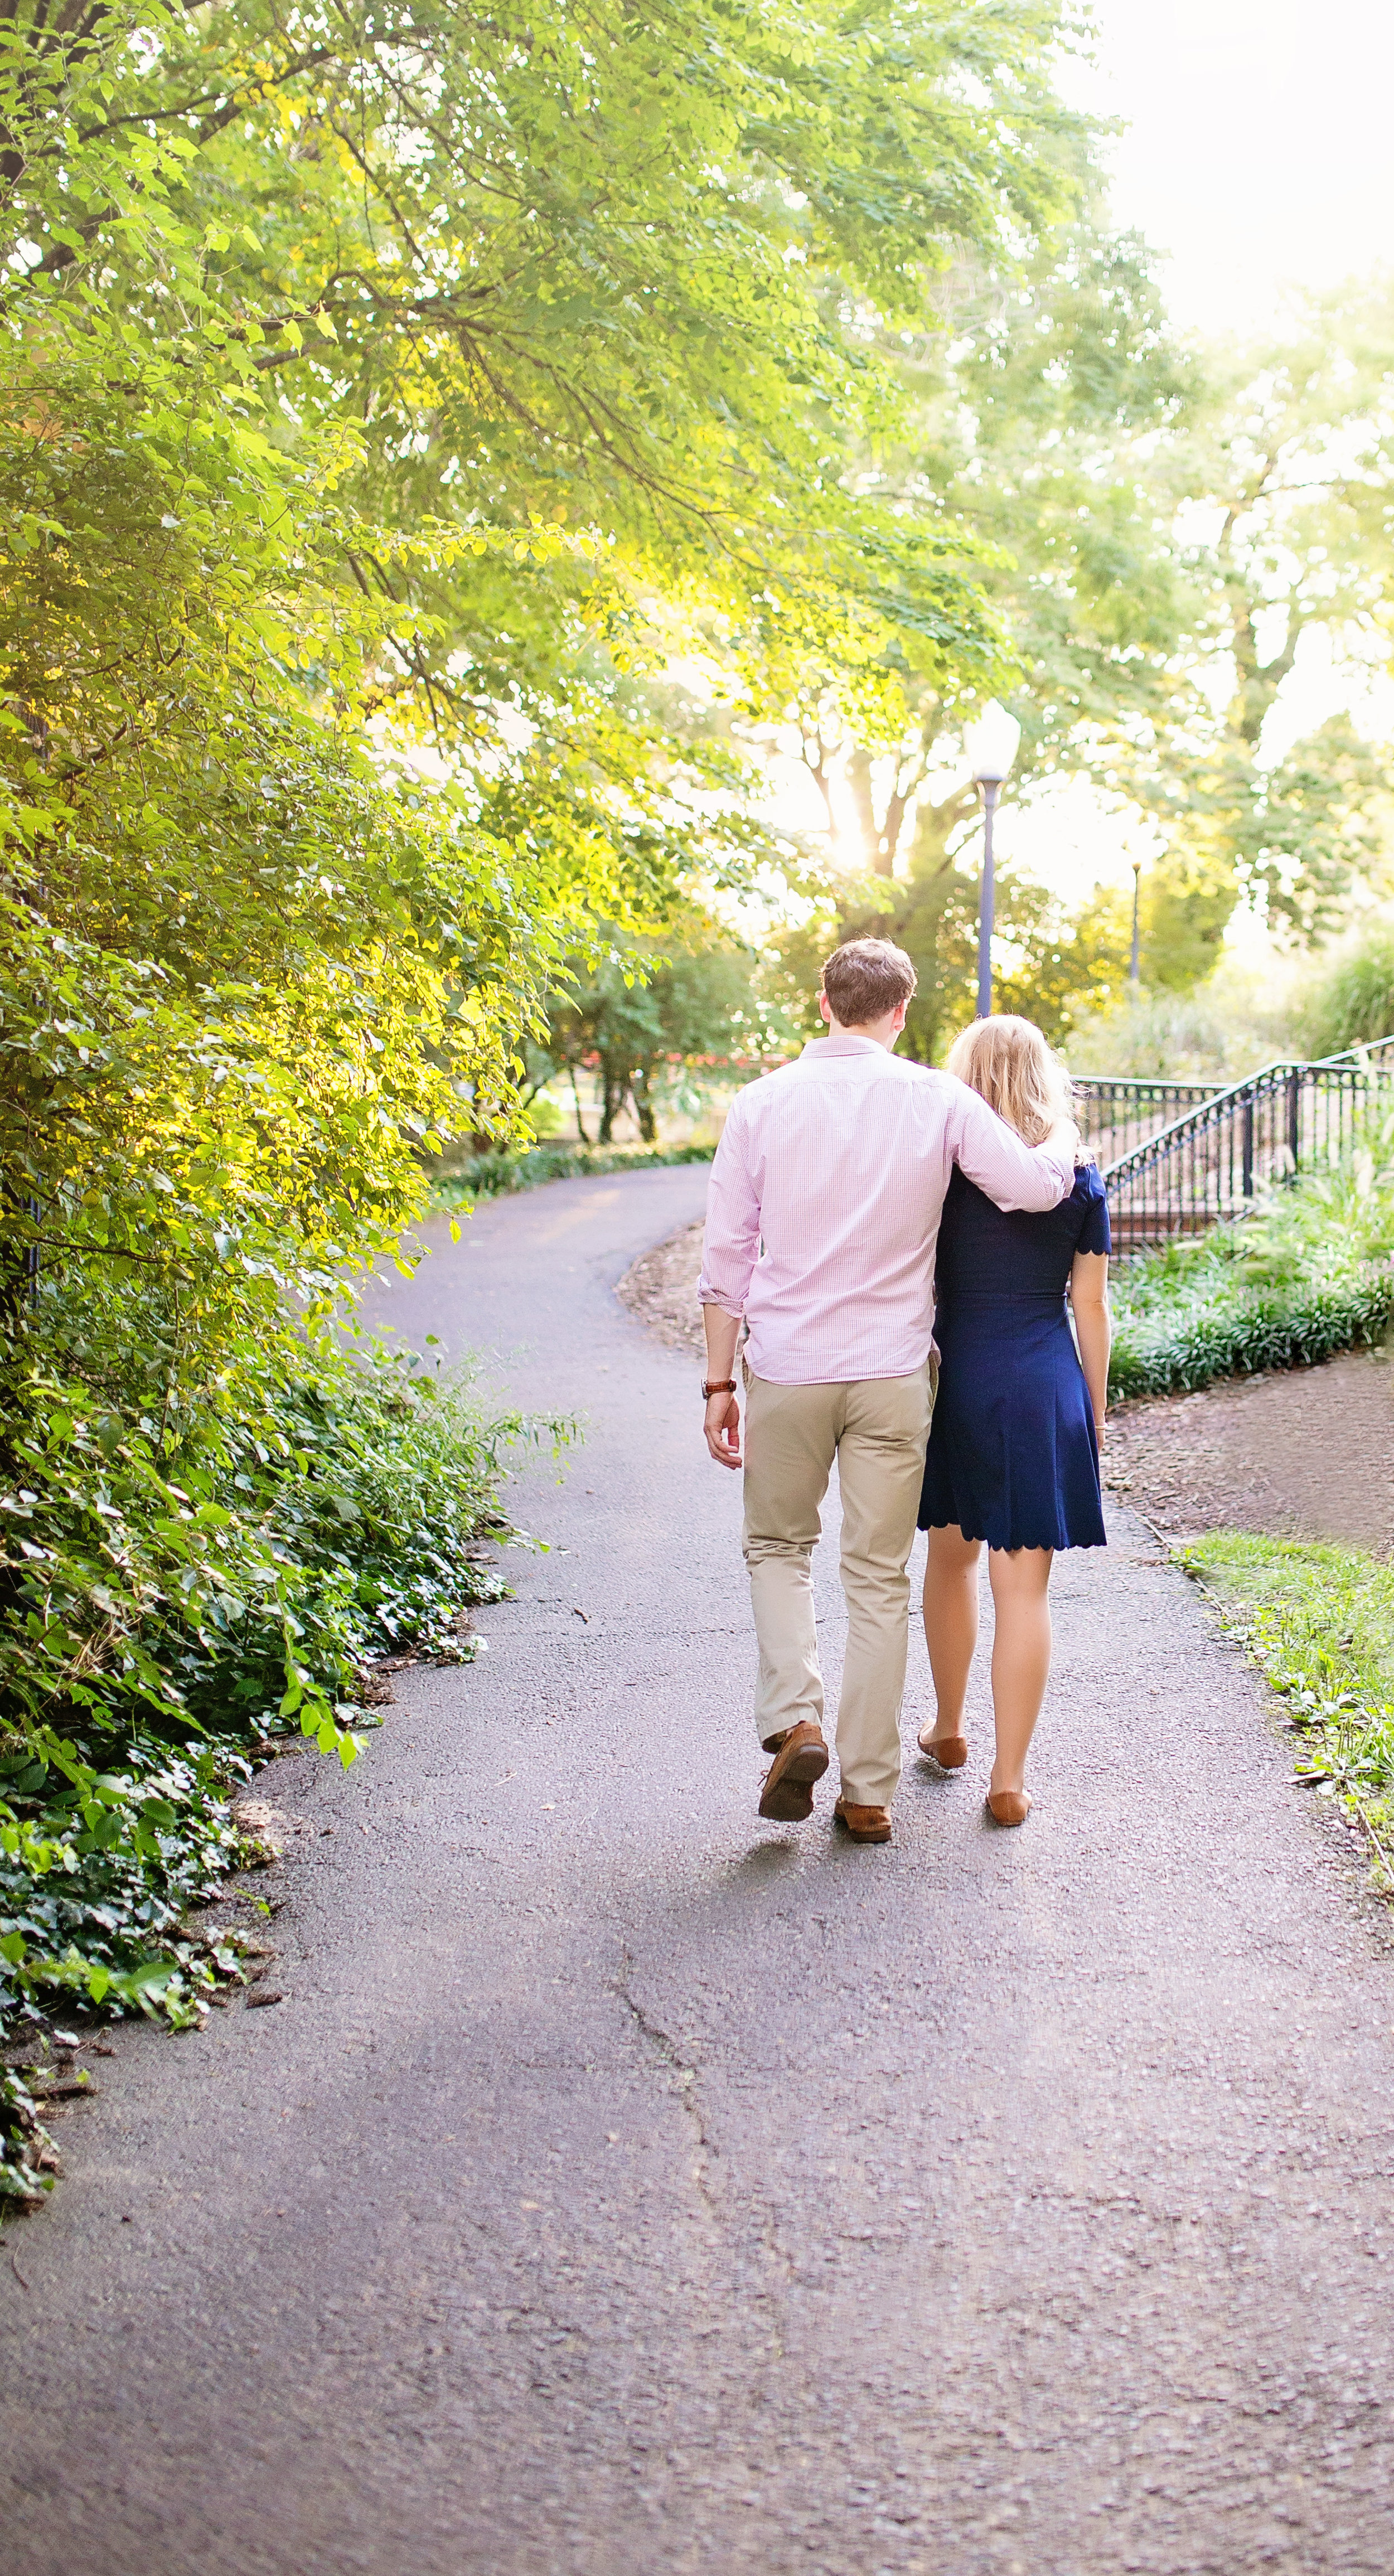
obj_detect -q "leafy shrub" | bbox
[1,2065,56,2205]
[1110,1118,1394,1397]
[1067,969,1298,1081]
[1295,926,1394,1059]
[0,1732,249,2036]
[1111,1271,1394,1397]
[0,1281,552,2043]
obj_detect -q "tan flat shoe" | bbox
[985,1788,1033,1827]
[918,1730,968,1769]
[834,1793,892,1844]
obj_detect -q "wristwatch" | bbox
[702,1378,737,1399]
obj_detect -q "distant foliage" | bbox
[437,1145,714,1204]
[1295,928,1394,1060]
[1067,974,1298,1081]
[530,926,796,1145]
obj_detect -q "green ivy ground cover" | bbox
[1182,1532,1394,1886]
[1109,1129,1394,1397]
[1,1314,559,2202]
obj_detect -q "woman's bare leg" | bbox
[919,1525,983,1751]
[985,1547,1054,1796]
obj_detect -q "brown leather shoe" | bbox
[834,1793,892,1843]
[917,1728,968,1769]
[758,1719,829,1822]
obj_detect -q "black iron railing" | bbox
[1097,1037,1394,1247]
[1072,1076,1221,1164]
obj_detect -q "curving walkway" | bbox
[3,1169,1394,2574]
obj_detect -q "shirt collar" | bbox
[800,1033,889,1059]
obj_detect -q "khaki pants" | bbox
[741,1363,936,1808]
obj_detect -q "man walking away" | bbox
[698,939,1079,1843]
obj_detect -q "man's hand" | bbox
[704,1390,742,1468]
[701,1301,742,1466]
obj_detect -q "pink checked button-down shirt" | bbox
[697,1035,1079,1385]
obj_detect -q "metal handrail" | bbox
[1099,1034,1394,1247]
[1072,1075,1223,1163]
[1074,1078,1221,1108]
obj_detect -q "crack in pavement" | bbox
[613,1948,722,2224]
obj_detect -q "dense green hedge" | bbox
[1111,1267,1394,1397]
[1109,1130,1394,1398]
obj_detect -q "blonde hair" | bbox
[945,1014,1072,1147]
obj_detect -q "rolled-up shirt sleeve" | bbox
[697,1102,759,1318]
[950,1081,1078,1211]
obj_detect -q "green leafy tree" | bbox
[1112,285,1394,947]
[939,264,1394,960]
[538,931,786,1142]
[0,0,1096,785]
[761,253,1394,1024]
[741,203,1220,1042]
[748,210,1194,861]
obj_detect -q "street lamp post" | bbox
[963,702,1022,1020]
[1129,854,1143,992]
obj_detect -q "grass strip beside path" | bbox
[1183,1532,1394,1888]
[432,1143,714,1207]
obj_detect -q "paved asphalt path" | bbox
[6,1168,1394,2575]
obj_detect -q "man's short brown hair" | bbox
[821,937,917,1029]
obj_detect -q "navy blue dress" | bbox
[918,1163,1111,1552]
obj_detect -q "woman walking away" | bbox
[917,1016,1111,1825]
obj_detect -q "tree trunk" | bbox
[846,748,884,871]
[567,1063,592,1146]
[630,1066,659,1144]
[906,779,979,875]
[800,728,838,835]
[849,744,935,875]
[598,1058,630,1144]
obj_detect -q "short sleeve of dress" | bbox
[1075,1163,1112,1257]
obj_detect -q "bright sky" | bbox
[1073,0,1394,337]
